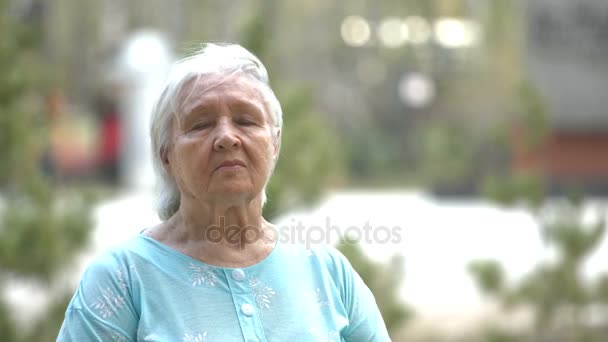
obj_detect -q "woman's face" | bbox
[164,73,279,205]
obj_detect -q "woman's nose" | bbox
[213,120,241,151]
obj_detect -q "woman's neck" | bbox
[146,196,276,267]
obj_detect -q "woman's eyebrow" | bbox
[229,98,265,115]
[176,107,211,130]
[182,103,215,119]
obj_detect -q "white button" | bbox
[241,303,254,316]
[231,269,245,281]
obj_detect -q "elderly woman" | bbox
[58,43,390,341]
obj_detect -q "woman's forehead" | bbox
[178,73,265,114]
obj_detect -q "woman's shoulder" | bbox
[308,243,350,264]
[78,234,150,283]
[279,241,353,277]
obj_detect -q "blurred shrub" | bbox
[0,1,93,340]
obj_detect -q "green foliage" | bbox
[264,84,343,217]
[480,326,522,342]
[337,241,412,336]
[415,122,480,188]
[515,81,549,148]
[468,260,505,296]
[468,77,608,339]
[474,195,608,336]
[595,275,608,303]
[0,185,91,281]
[541,201,605,264]
[347,129,394,181]
[23,293,75,342]
[0,5,43,186]
[239,5,271,61]
[0,0,93,340]
[0,297,17,342]
[472,191,608,339]
[481,172,545,209]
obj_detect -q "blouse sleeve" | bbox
[57,256,139,341]
[333,249,391,342]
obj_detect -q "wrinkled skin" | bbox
[163,73,279,208]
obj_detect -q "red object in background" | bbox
[511,128,608,181]
[100,111,121,164]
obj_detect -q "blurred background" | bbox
[2,0,608,341]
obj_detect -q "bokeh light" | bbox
[341,15,371,47]
[404,16,431,45]
[377,17,409,48]
[121,31,171,74]
[434,18,481,48]
[398,72,435,108]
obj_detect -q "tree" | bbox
[0,1,92,340]
[468,82,608,341]
[469,196,607,341]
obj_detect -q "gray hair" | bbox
[150,43,283,221]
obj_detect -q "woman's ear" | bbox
[160,147,172,175]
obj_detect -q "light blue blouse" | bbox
[57,234,390,341]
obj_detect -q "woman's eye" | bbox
[237,119,256,126]
[191,122,212,130]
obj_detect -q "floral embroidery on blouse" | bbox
[116,266,129,293]
[92,287,126,318]
[310,287,330,308]
[143,333,160,341]
[189,263,218,287]
[109,331,127,342]
[249,277,276,309]
[183,331,209,342]
[326,330,340,341]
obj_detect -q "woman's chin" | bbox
[208,186,260,201]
